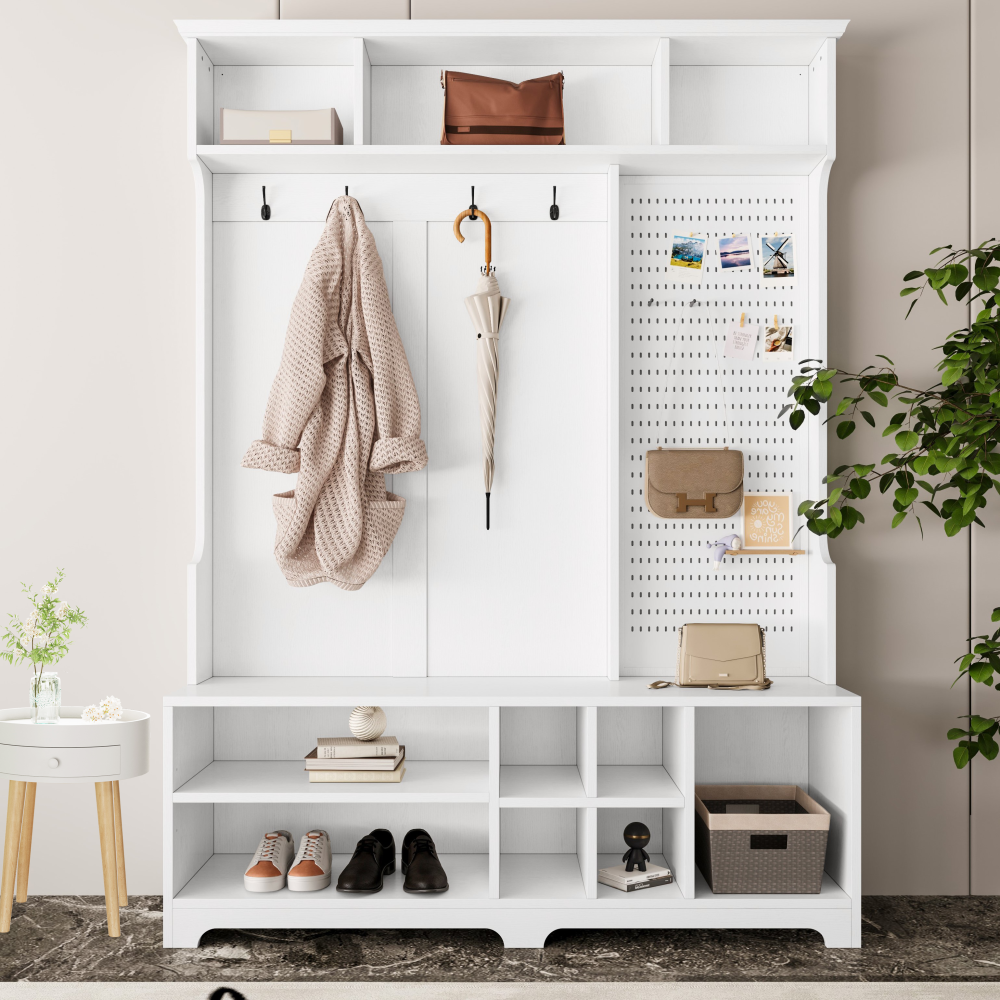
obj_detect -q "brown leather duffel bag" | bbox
[441,70,565,145]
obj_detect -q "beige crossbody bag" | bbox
[648,623,771,690]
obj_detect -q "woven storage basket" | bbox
[695,784,830,894]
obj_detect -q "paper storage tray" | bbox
[694,784,830,894]
[220,108,343,145]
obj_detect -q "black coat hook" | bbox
[550,185,559,221]
[469,185,477,220]
[260,186,271,221]
[345,185,349,197]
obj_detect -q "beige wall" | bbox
[970,0,1000,895]
[0,0,278,896]
[0,0,977,895]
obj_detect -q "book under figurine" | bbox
[597,862,673,892]
[307,764,406,783]
[305,747,404,770]
[316,736,400,759]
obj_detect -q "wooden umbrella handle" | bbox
[453,208,491,270]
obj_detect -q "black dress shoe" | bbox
[401,828,449,893]
[336,829,395,893]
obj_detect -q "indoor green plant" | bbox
[782,239,1000,767]
[1,569,87,723]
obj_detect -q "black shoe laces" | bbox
[354,835,381,859]
[409,836,437,860]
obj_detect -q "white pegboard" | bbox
[620,177,812,677]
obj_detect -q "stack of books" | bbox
[597,861,673,892]
[304,736,405,783]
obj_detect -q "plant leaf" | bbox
[970,714,995,734]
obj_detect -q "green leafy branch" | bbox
[1,570,88,685]
[781,240,1000,767]
[948,606,1000,768]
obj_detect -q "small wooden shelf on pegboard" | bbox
[726,549,805,555]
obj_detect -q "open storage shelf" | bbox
[177,853,491,904]
[168,17,859,951]
[193,144,829,176]
[166,692,858,947]
[174,759,489,804]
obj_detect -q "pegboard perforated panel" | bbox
[620,178,812,677]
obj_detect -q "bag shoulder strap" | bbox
[648,679,773,691]
[651,624,771,690]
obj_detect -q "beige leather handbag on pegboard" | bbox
[645,447,744,518]
[648,623,771,690]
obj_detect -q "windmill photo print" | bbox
[761,233,795,281]
[668,233,706,280]
[718,233,754,270]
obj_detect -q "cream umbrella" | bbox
[454,201,510,529]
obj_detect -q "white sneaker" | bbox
[288,829,332,891]
[244,830,293,892]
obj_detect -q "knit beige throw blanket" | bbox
[242,196,427,590]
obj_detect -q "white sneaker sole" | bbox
[287,871,332,892]
[244,874,286,892]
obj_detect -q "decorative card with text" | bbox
[724,324,761,360]
[742,494,793,549]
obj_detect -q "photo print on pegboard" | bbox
[668,232,707,281]
[718,233,754,271]
[763,322,794,358]
[761,234,796,283]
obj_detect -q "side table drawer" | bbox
[0,743,121,777]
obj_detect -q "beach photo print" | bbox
[668,233,707,280]
[718,234,754,271]
[761,234,795,281]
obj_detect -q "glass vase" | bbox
[30,671,61,724]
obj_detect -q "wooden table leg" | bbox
[15,783,36,903]
[111,780,127,906]
[0,781,26,933]
[94,782,120,937]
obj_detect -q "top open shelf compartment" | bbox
[180,19,844,171]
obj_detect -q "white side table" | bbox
[0,707,149,937]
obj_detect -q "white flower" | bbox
[82,704,102,722]
[54,602,69,618]
[43,584,57,595]
[99,696,123,721]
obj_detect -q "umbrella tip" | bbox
[486,492,490,531]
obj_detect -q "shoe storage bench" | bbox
[164,680,859,948]
[170,19,858,949]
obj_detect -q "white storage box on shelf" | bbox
[168,18,858,949]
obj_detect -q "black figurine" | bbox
[622,821,651,873]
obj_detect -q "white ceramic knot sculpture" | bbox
[349,705,387,741]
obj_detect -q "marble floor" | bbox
[1,896,999,982]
